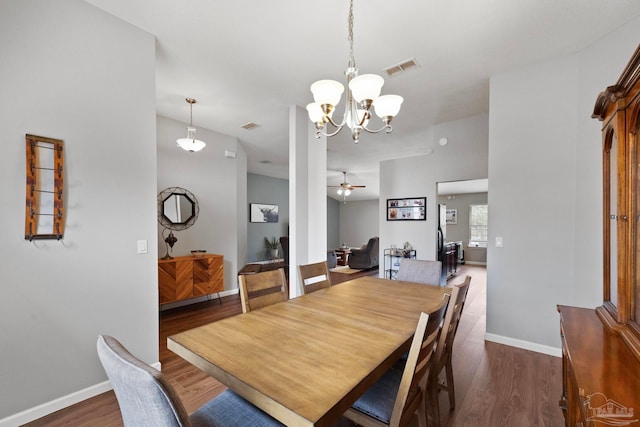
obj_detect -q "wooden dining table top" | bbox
[167,275,449,427]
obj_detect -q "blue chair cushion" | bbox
[190,390,285,427]
[351,367,403,424]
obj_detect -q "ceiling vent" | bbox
[241,122,260,130]
[384,57,421,77]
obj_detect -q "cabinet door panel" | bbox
[159,260,193,303]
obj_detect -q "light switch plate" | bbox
[137,239,148,254]
[495,236,503,248]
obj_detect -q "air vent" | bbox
[241,122,260,130]
[384,57,421,77]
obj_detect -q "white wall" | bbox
[380,114,489,267]
[486,20,640,353]
[339,200,380,248]
[157,115,247,291]
[0,0,157,422]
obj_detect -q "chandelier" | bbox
[306,0,403,144]
[177,98,206,152]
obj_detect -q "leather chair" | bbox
[348,237,379,269]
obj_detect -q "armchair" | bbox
[348,237,379,269]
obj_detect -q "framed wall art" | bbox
[386,197,426,221]
[250,203,279,223]
[446,209,457,224]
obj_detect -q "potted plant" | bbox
[264,236,280,259]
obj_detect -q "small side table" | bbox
[335,249,352,266]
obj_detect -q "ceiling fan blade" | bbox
[349,185,366,188]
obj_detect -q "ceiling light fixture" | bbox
[177,98,206,152]
[328,171,366,203]
[306,0,403,144]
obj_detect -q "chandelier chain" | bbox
[348,0,355,69]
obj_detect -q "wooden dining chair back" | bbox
[396,259,442,286]
[298,261,332,295]
[97,335,284,427]
[427,275,472,423]
[238,268,288,313]
[344,295,450,427]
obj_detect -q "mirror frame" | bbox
[157,187,199,231]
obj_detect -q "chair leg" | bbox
[425,381,440,427]
[444,357,455,410]
[417,396,427,427]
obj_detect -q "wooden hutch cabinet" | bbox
[158,254,223,304]
[558,44,640,427]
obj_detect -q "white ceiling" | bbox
[85,0,640,201]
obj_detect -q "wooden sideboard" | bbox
[558,306,640,427]
[158,254,223,304]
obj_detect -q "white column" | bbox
[289,105,327,298]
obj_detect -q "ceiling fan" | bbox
[328,171,366,202]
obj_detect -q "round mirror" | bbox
[158,187,199,231]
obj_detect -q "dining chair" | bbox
[96,335,284,427]
[238,267,288,313]
[298,261,332,295]
[427,275,472,424]
[395,259,442,286]
[343,295,450,427]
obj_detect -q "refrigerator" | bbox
[437,204,447,255]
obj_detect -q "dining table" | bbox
[167,275,449,427]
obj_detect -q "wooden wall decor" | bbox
[25,134,65,241]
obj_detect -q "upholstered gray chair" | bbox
[348,237,379,269]
[97,335,284,427]
[327,249,338,269]
[396,259,442,286]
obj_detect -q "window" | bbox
[469,204,488,247]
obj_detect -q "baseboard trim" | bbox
[160,288,239,311]
[484,333,562,358]
[0,363,161,426]
[0,381,111,427]
[463,261,487,266]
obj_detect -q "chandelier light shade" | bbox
[307,0,403,144]
[177,98,206,152]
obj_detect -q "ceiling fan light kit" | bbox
[328,171,366,203]
[307,0,403,144]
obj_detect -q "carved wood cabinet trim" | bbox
[593,43,640,361]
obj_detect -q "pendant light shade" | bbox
[177,98,206,152]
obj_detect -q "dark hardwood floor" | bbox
[24,265,564,427]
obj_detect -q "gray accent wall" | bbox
[340,199,380,248]
[0,0,157,420]
[327,197,340,249]
[247,173,289,262]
